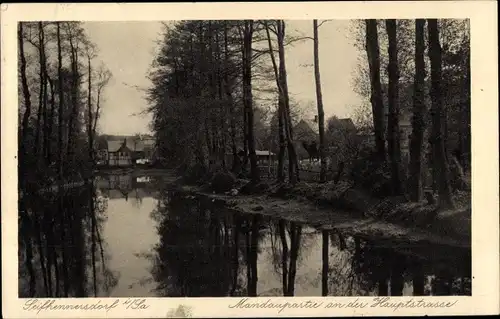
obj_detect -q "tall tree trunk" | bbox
[56,22,64,180]
[18,22,32,187]
[92,87,102,138]
[47,78,55,166]
[87,56,93,164]
[40,23,50,164]
[224,22,238,171]
[277,20,299,183]
[313,20,327,183]
[34,54,44,159]
[264,22,286,182]
[386,19,403,196]
[67,29,80,162]
[365,20,386,161]
[277,103,286,182]
[427,19,454,209]
[207,21,218,165]
[409,19,427,201]
[242,20,259,183]
[35,22,48,161]
[460,47,471,170]
[215,28,227,168]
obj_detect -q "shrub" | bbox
[210,171,237,193]
[348,148,392,198]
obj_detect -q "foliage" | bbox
[210,171,237,193]
[348,147,392,197]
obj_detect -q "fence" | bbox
[256,162,323,182]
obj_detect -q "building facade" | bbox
[96,135,157,167]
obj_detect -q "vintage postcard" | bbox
[1,1,499,318]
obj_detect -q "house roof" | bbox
[338,118,357,131]
[301,119,320,134]
[294,119,319,142]
[125,139,145,152]
[105,138,148,152]
[108,140,126,152]
[96,137,108,150]
[99,135,155,152]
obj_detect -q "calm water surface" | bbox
[18,174,471,298]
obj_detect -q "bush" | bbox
[210,171,237,193]
[348,148,392,198]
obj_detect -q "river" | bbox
[18,173,471,298]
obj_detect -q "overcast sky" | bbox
[83,20,364,136]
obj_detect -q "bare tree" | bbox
[93,64,112,138]
[276,20,300,183]
[18,22,32,188]
[313,20,327,183]
[64,22,85,161]
[242,20,260,183]
[56,22,64,180]
[427,19,454,209]
[264,21,286,182]
[85,42,97,163]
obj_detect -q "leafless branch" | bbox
[284,36,313,46]
[318,20,333,29]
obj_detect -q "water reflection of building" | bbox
[96,135,156,167]
[95,174,155,200]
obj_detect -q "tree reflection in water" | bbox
[145,190,471,298]
[325,234,471,296]
[18,182,118,297]
[146,193,235,296]
[267,219,304,296]
[20,181,470,298]
[146,190,282,297]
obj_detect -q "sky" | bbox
[83,20,364,136]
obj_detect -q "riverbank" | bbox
[171,179,471,251]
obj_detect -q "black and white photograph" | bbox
[2,1,499,317]
[15,17,473,298]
